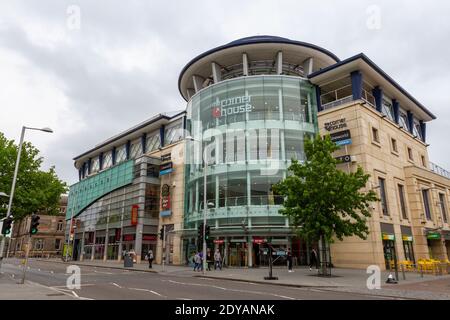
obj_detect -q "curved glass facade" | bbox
[184,75,318,231]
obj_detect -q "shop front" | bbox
[381,223,397,270]
[400,226,415,263]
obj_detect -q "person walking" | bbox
[147,249,154,268]
[309,248,319,271]
[214,249,222,270]
[198,251,204,271]
[287,248,293,272]
[193,252,201,271]
[206,249,213,271]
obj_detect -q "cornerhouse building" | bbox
[66,36,450,269]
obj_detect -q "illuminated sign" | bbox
[143,234,157,241]
[211,95,253,118]
[160,184,171,217]
[330,130,352,146]
[131,205,139,226]
[159,162,173,175]
[402,235,413,242]
[382,233,395,241]
[214,239,224,244]
[427,232,441,240]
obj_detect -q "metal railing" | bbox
[195,195,285,210]
[429,162,450,179]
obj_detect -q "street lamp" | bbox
[0,126,53,275]
[186,135,213,275]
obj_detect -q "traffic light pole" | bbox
[20,233,32,284]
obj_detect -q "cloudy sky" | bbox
[1,0,449,185]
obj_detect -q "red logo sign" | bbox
[214,239,224,244]
[212,107,221,118]
[131,205,139,226]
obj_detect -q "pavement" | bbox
[0,258,390,300]
[1,258,450,299]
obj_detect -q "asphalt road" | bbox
[0,259,392,300]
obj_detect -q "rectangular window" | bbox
[130,139,143,159]
[422,189,432,221]
[164,121,183,146]
[34,239,44,250]
[413,123,422,139]
[378,177,389,216]
[399,113,409,131]
[398,184,408,220]
[145,132,161,153]
[407,147,414,161]
[90,157,100,173]
[103,151,113,169]
[439,193,448,223]
[115,144,127,163]
[381,98,394,121]
[57,220,64,231]
[391,138,398,153]
[372,127,380,143]
[55,239,61,250]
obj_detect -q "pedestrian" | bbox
[147,249,154,268]
[287,248,293,272]
[206,249,213,271]
[310,248,319,271]
[198,251,204,271]
[214,249,222,270]
[193,252,201,271]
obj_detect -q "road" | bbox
[0,259,393,300]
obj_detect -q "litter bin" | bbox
[124,254,133,268]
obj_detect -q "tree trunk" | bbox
[320,234,328,276]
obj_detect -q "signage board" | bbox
[131,205,139,226]
[123,234,135,242]
[210,95,253,118]
[214,239,224,244]
[159,162,173,176]
[143,234,157,241]
[324,118,347,132]
[160,184,171,213]
[427,232,441,240]
[382,233,395,241]
[330,130,352,146]
[402,235,413,242]
[160,210,172,217]
[161,153,171,162]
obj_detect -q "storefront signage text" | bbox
[335,155,352,163]
[330,130,352,146]
[160,184,172,217]
[211,95,253,118]
[159,162,173,175]
[324,118,347,131]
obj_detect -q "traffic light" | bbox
[197,222,204,242]
[29,214,40,235]
[1,216,13,236]
[159,226,165,240]
[205,224,211,240]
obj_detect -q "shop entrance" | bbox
[383,240,397,270]
[446,241,450,260]
[228,242,246,267]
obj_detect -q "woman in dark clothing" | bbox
[309,248,319,271]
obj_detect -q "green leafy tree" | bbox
[273,134,378,275]
[0,132,67,220]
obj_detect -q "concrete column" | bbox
[134,180,146,263]
[187,88,195,100]
[90,230,96,260]
[392,99,400,124]
[247,171,251,206]
[192,75,204,92]
[278,88,283,120]
[212,62,222,83]
[247,236,253,267]
[215,176,219,209]
[302,57,314,76]
[351,71,363,100]
[224,237,229,267]
[242,53,249,76]
[407,111,414,135]
[275,51,283,75]
[372,86,383,113]
[80,231,85,261]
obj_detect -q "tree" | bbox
[0,132,67,220]
[273,134,378,275]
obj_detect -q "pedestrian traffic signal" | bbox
[159,226,164,240]
[1,216,13,235]
[205,224,211,240]
[29,214,40,235]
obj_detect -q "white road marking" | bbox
[50,271,54,274]
[111,282,122,289]
[162,279,297,300]
[129,287,165,297]
[71,290,79,298]
[93,270,113,275]
[176,298,192,300]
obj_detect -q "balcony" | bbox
[429,162,450,180]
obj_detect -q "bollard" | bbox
[401,264,406,280]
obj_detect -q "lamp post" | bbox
[0,126,52,274]
[186,136,214,275]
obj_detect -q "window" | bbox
[378,177,389,216]
[164,121,183,145]
[407,147,414,161]
[34,239,44,250]
[381,98,394,121]
[90,157,100,173]
[103,151,113,169]
[422,189,432,221]
[398,184,408,220]
[55,239,61,250]
[57,220,64,231]
[399,113,409,130]
[146,132,161,153]
[115,144,127,163]
[372,127,380,143]
[413,123,422,139]
[421,155,426,167]
[130,139,143,159]
[439,193,448,223]
[391,138,398,153]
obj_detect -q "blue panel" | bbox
[112,147,116,165]
[160,125,165,147]
[350,71,362,100]
[335,139,352,146]
[125,140,131,160]
[160,210,172,217]
[419,120,426,142]
[141,133,147,154]
[407,111,414,134]
[372,86,383,113]
[87,158,92,175]
[159,168,173,176]
[392,99,400,124]
[99,152,104,171]
[315,86,322,112]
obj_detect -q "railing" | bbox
[361,89,375,107]
[429,162,450,179]
[320,84,353,110]
[196,195,285,210]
